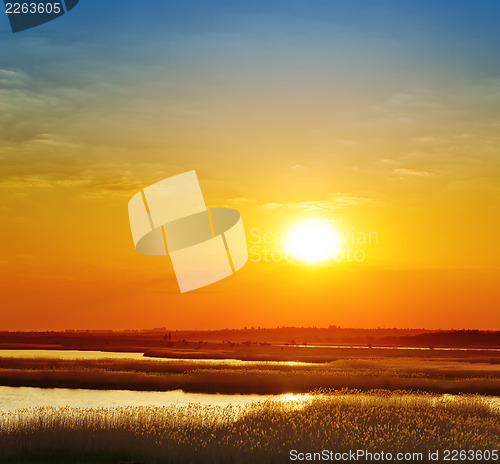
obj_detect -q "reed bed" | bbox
[0,390,498,463]
[1,356,499,395]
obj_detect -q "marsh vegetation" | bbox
[0,354,498,395]
[1,390,498,463]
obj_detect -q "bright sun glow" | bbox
[285,220,340,263]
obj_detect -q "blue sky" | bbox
[2,0,499,191]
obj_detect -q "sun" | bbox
[285,220,340,263]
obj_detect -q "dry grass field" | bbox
[0,390,498,464]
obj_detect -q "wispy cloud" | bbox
[226,197,254,204]
[254,193,377,212]
[392,168,434,177]
[0,160,185,197]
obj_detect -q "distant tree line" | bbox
[382,330,500,348]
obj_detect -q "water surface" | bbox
[0,386,271,412]
[0,349,313,366]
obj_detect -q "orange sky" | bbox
[1,2,499,330]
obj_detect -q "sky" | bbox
[1,0,499,330]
